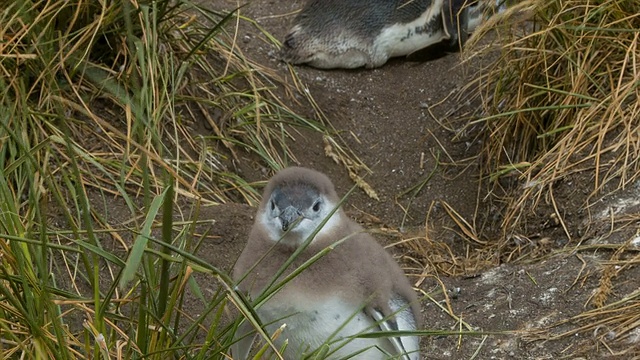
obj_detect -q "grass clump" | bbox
[0,0,368,359]
[461,0,640,355]
[467,0,640,237]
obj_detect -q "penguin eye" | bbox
[312,200,321,212]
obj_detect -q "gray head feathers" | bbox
[255,167,343,247]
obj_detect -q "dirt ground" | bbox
[188,1,640,359]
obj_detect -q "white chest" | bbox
[258,296,395,359]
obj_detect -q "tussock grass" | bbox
[466,0,640,238]
[458,0,640,354]
[0,0,369,359]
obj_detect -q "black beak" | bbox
[279,206,302,232]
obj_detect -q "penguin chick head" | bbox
[259,167,342,246]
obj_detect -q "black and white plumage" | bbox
[280,0,495,69]
[232,167,421,360]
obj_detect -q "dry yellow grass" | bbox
[466,0,639,237]
[457,0,640,355]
